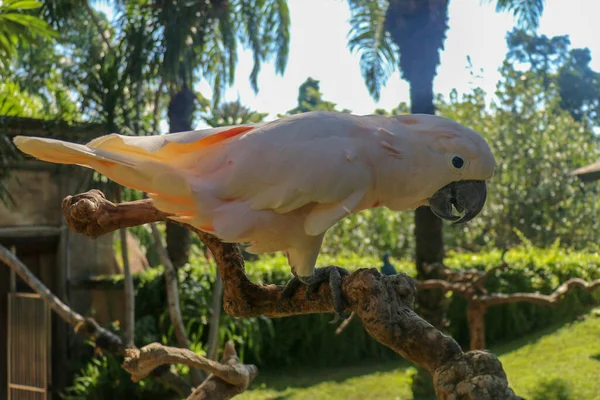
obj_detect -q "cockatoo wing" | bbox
[202,112,375,236]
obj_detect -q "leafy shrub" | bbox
[61,352,174,400]
[444,242,600,346]
[65,244,600,399]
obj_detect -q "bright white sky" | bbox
[96,0,600,129]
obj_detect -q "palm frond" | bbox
[202,99,268,127]
[231,0,290,93]
[483,0,545,30]
[347,0,397,101]
[0,0,57,61]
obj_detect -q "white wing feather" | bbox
[196,112,376,236]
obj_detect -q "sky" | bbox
[96,0,600,129]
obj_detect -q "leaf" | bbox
[347,0,398,100]
[5,1,43,11]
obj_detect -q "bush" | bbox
[65,245,600,398]
[61,352,174,400]
[444,242,600,346]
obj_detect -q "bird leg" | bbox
[280,266,351,322]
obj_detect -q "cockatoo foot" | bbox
[279,266,351,322]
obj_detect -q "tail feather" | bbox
[12,125,257,224]
[13,135,193,212]
[13,136,105,166]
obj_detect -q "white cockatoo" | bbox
[14,111,495,317]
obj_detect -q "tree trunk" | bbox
[116,186,135,347]
[166,87,196,269]
[150,222,206,386]
[467,301,487,351]
[119,227,135,347]
[206,271,223,361]
[409,55,446,400]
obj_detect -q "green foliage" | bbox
[507,29,600,127]
[322,208,415,259]
[126,0,290,106]
[286,77,351,115]
[0,80,45,118]
[373,101,409,116]
[347,0,398,100]
[438,63,600,250]
[61,351,173,399]
[557,48,600,126]
[0,0,57,63]
[349,0,546,103]
[202,100,268,127]
[132,258,274,363]
[66,246,599,396]
[484,0,545,31]
[444,244,600,345]
[253,246,600,355]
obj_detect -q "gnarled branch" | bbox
[123,341,257,400]
[62,190,521,399]
[417,258,600,351]
[479,278,600,306]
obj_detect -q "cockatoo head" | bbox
[393,114,496,224]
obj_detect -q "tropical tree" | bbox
[506,29,600,128]
[0,0,56,62]
[202,99,268,127]
[346,0,546,396]
[285,77,351,115]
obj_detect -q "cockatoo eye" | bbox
[451,156,465,169]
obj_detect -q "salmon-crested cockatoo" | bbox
[13,111,495,319]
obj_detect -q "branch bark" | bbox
[119,226,135,347]
[123,341,257,400]
[479,278,600,306]
[206,271,223,361]
[61,190,523,399]
[0,244,192,398]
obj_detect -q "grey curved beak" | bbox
[428,180,487,224]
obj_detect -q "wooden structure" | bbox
[571,160,600,182]
[0,117,117,400]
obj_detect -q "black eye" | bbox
[451,156,464,169]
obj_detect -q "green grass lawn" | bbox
[237,310,600,400]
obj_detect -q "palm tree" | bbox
[202,99,268,127]
[347,0,545,396]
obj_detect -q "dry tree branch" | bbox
[123,341,257,400]
[150,222,206,386]
[335,311,355,335]
[416,250,600,351]
[61,189,523,399]
[0,244,192,398]
[116,187,135,348]
[479,278,600,306]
